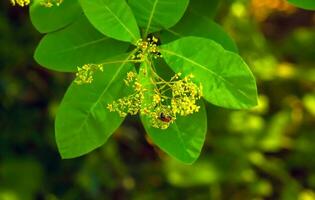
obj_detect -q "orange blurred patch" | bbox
[251,0,296,21]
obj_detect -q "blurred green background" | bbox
[1,0,315,199]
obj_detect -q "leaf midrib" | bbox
[144,0,159,36]
[161,48,252,101]
[172,122,192,160]
[44,37,109,55]
[100,0,138,41]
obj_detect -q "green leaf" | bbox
[55,54,135,158]
[287,0,315,10]
[161,36,258,109]
[142,101,207,164]
[160,8,238,53]
[80,0,140,43]
[128,0,189,36]
[189,0,220,19]
[30,0,81,33]
[34,16,129,72]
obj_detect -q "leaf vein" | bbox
[144,0,159,36]
[100,0,137,41]
[161,49,253,101]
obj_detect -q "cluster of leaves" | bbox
[2,0,315,199]
[31,0,259,164]
[29,0,314,163]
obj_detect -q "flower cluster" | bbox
[75,64,103,85]
[10,0,30,6]
[147,73,202,129]
[40,0,63,7]
[10,0,63,7]
[74,36,201,129]
[171,74,202,116]
[107,71,145,117]
[131,36,162,60]
[107,71,202,129]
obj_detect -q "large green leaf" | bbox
[80,0,140,43]
[189,0,220,19]
[128,0,189,36]
[30,0,81,33]
[55,54,134,158]
[287,0,315,10]
[34,16,129,72]
[160,10,238,53]
[161,37,258,109]
[142,101,207,164]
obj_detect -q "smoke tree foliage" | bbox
[287,0,315,10]
[21,0,315,164]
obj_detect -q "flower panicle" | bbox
[10,0,63,7]
[40,0,63,7]
[132,36,162,60]
[171,73,202,116]
[10,0,30,6]
[107,71,202,130]
[75,63,104,85]
[107,71,145,117]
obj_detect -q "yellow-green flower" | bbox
[10,0,30,6]
[75,64,103,85]
[107,71,202,130]
[40,0,63,7]
[10,0,63,7]
[131,36,162,60]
